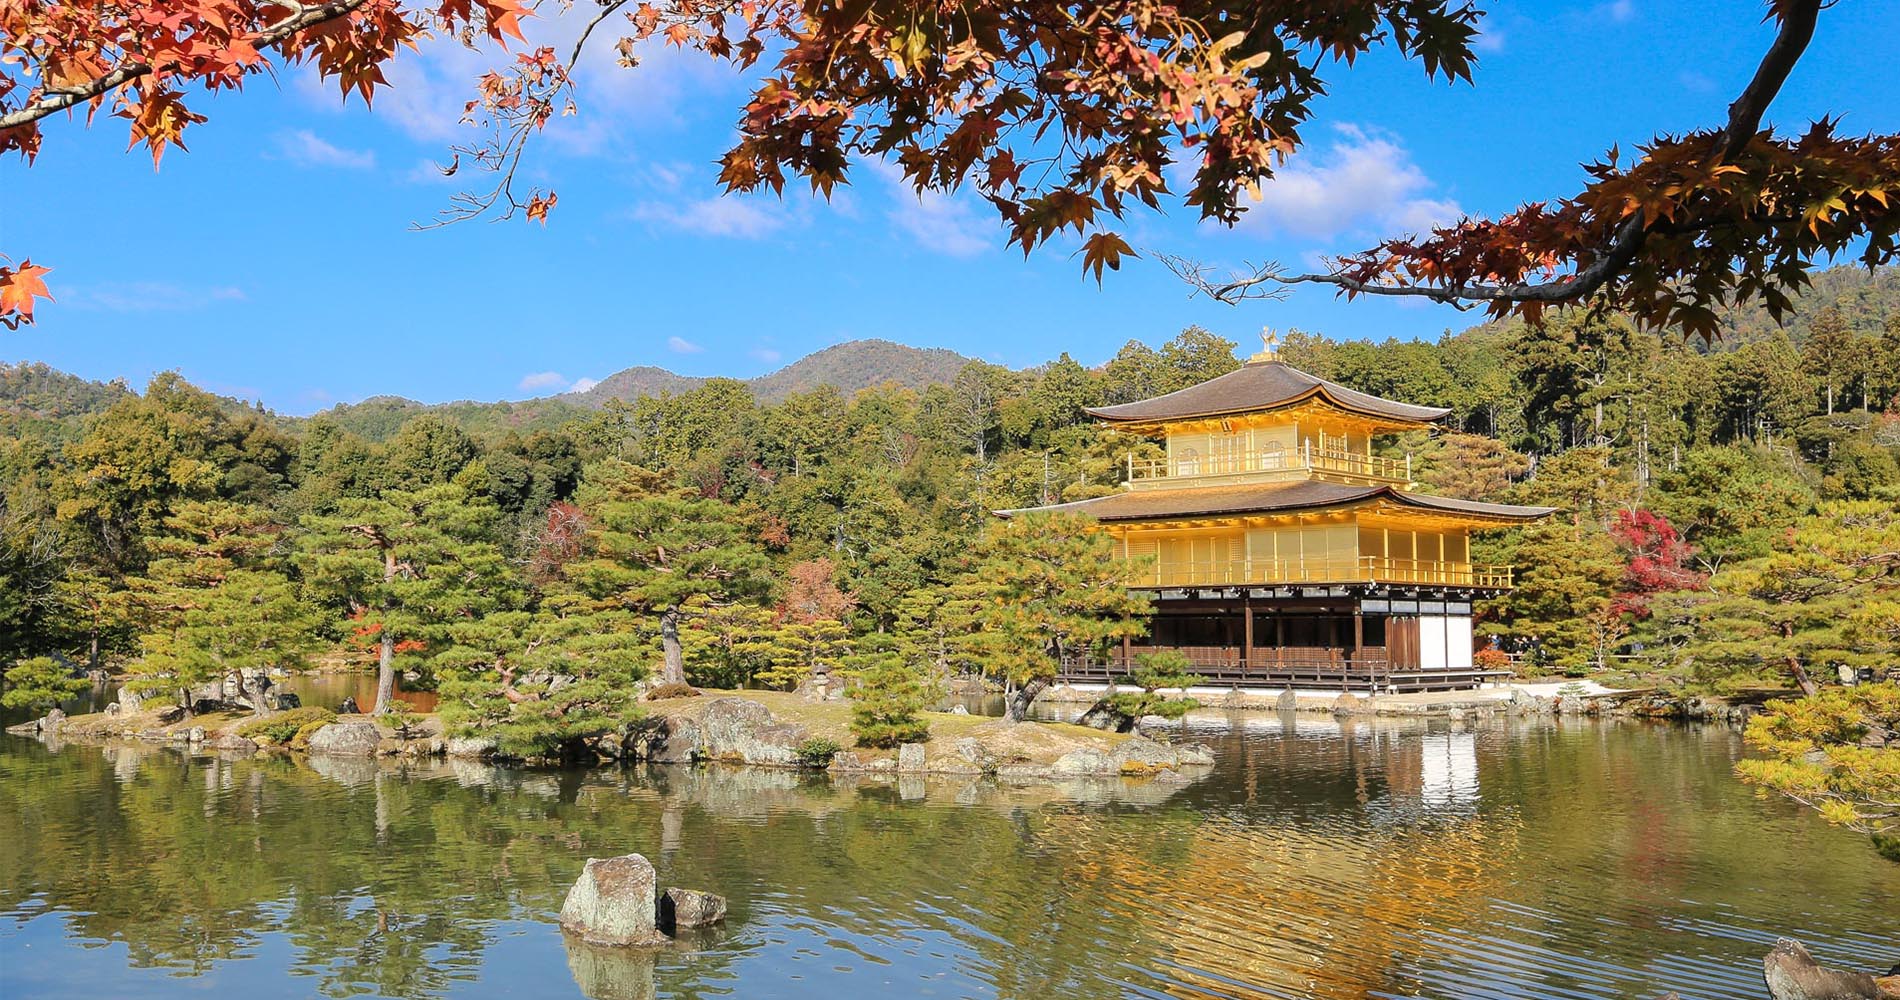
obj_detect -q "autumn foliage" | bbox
[3,0,1896,334]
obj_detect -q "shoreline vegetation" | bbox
[5,688,1219,784]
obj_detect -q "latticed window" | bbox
[1176,447,1200,476]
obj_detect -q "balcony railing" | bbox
[1127,441,1411,485]
[1127,556,1514,589]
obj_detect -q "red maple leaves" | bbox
[0,259,52,330]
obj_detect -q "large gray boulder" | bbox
[117,686,148,713]
[1050,746,1114,777]
[696,698,807,767]
[559,854,668,948]
[305,721,384,757]
[1762,939,1886,1000]
[896,742,926,772]
[446,736,498,760]
[657,888,726,931]
[1110,736,1177,771]
[624,714,700,763]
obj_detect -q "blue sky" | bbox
[5,0,1897,414]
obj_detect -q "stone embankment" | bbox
[6,693,1216,785]
[1039,683,1765,727]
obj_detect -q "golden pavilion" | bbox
[1008,334,1554,692]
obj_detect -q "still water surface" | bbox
[2,715,1894,999]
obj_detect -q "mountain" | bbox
[564,339,975,407]
[1,362,134,445]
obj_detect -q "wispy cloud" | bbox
[749,346,783,364]
[631,197,785,239]
[1234,123,1462,240]
[273,129,377,170]
[568,376,600,393]
[871,161,991,257]
[667,336,704,354]
[1596,0,1634,23]
[65,282,246,312]
[519,371,568,391]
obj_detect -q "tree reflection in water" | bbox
[2,717,1895,1000]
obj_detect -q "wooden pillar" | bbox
[1353,606,1365,670]
[1274,615,1285,665]
[1120,633,1132,671]
[1243,599,1254,670]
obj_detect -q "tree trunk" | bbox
[1786,655,1820,698]
[247,673,270,717]
[660,608,686,687]
[374,630,397,714]
[1006,677,1048,723]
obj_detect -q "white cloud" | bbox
[667,336,704,354]
[1472,27,1506,53]
[66,282,246,312]
[296,8,731,153]
[519,371,568,391]
[869,160,991,257]
[631,197,785,239]
[749,347,783,364]
[568,376,600,393]
[273,129,377,169]
[1597,0,1634,23]
[1235,124,1463,240]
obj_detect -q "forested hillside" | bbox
[4,267,1897,735]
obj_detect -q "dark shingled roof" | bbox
[999,480,1556,523]
[1085,360,1452,424]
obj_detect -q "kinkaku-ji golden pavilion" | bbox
[1009,335,1555,693]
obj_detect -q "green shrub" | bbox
[236,706,336,745]
[847,653,932,748]
[1103,650,1201,722]
[796,736,842,767]
[645,682,700,701]
[288,719,334,751]
[1,656,89,715]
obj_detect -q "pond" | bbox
[2,715,1894,1000]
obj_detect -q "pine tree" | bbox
[433,598,647,761]
[1483,521,1625,675]
[122,500,316,714]
[846,651,933,748]
[2,655,88,715]
[757,619,851,691]
[564,462,770,688]
[1102,650,1201,728]
[297,482,518,714]
[1678,501,1900,694]
[964,511,1151,721]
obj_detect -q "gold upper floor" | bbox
[1127,404,1416,491]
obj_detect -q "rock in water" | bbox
[156,705,187,725]
[1763,939,1883,1000]
[270,692,302,711]
[305,721,383,757]
[445,736,498,760]
[1075,701,1134,732]
[1276,690,1299,711]
[696,698,806,766]
[559,854,668,947]
[657,888,726,931]
[42,708,66,734]
[897,743,926,772]
[338,696,360,715]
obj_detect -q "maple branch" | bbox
[0,0,373,132]
[1186,0,1824,309]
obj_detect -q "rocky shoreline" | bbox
[6,692,1218,785]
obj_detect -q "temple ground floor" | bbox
[1061,584,1511,693]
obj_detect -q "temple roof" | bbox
[1084,359,1452,425]
[999,479,1556,524]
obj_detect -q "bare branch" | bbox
[1193,0,1825,310]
